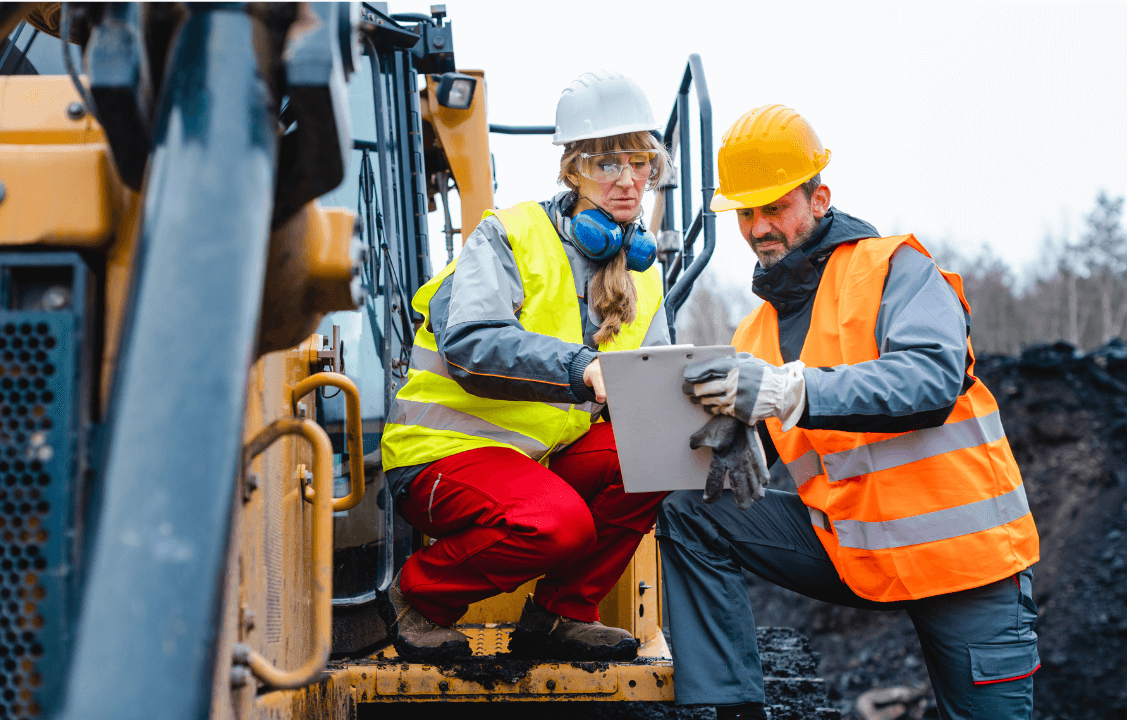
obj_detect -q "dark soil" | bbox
[745,340,1127,720]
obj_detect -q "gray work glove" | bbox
[689,415,770,510]
[683,353,807,430]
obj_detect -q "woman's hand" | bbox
[583,357,607,403]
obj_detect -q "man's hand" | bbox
[689,415,769,510]
[583,357,606,403]
[683,353,807,430]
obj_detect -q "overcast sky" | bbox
[403,2,1127,292]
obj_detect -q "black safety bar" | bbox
[661,54,716,332]
[488,124,555,135]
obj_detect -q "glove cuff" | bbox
[756,360,807,431]
[779,362,807,431]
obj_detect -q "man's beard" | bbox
[753,216,817,270]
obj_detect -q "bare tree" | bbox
[956,245,1029,355]
[1077,191,1127,343]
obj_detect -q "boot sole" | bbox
[507,625,640,662]
[392,636,473,663]
[375,586,472,663]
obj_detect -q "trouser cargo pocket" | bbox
[969,638,1040,684]
[968,638,1039,718]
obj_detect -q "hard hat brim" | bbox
[710,150,831,212]
[552,120,662,146]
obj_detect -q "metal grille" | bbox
[0,317,70,719]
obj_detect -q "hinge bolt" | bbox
[230,665,252,688]
[67,101,86,120]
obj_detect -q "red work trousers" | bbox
[398,422,667,626]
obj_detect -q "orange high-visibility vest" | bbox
[734,235,1039,602]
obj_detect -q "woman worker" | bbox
[379,70,673,663]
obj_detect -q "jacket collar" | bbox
[545,191,577,242]
[751,207,879,312]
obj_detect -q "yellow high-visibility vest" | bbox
[382,201,663,471]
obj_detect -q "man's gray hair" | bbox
[800,173,822,200]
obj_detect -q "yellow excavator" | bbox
[0,3,721,718]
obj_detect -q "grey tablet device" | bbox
[600,344,736,493]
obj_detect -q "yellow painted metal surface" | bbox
[349,626,672,702]
[459,530,662,634]
[0,76,106,145]
[249,671,356,720]
[0,77,139,412]
[0,143,118,246]
[99,187,144,416]
[258,203,360,355]
[598,531,662,643]
[420,69,493,241]
[246,626,672,714]
[239,418,335,689]
[213,345,328,720]
[460,578,538,623]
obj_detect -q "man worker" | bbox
[657,105,1041,720]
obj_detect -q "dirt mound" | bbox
[745,340,1127,719]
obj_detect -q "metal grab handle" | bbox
[291,372,365,511]
[235,418,333,689]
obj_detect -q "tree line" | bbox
[676,191,1127,356]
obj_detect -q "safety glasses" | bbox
[577,151,658,183]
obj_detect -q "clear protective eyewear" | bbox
[577,151,658,183]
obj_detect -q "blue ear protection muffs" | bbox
[570,207,658,272]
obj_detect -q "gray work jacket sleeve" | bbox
[432,215,597,404]
[799,245,968,433]
[641,297,673,347]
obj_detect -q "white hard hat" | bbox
[553,70,660,146]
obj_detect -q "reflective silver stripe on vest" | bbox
[833,483,1030,551]
[411,345,575,412]
[785,448,824,489]
[390,399,550,459]
[822,411,1007,483]
[411,346,452,380]
[809,506,832,532]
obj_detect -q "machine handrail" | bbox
[235,418,334,689]
[662,53,716,324]
[291,372,366,512]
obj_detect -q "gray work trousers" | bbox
[656,489,1039,720]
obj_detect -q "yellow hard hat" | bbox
[711,105,831,212]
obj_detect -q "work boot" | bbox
[378,570,472,662]
[507,595,639,661]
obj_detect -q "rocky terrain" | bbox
[746,340,1127,720]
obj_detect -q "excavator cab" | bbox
[0,4,718,717]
